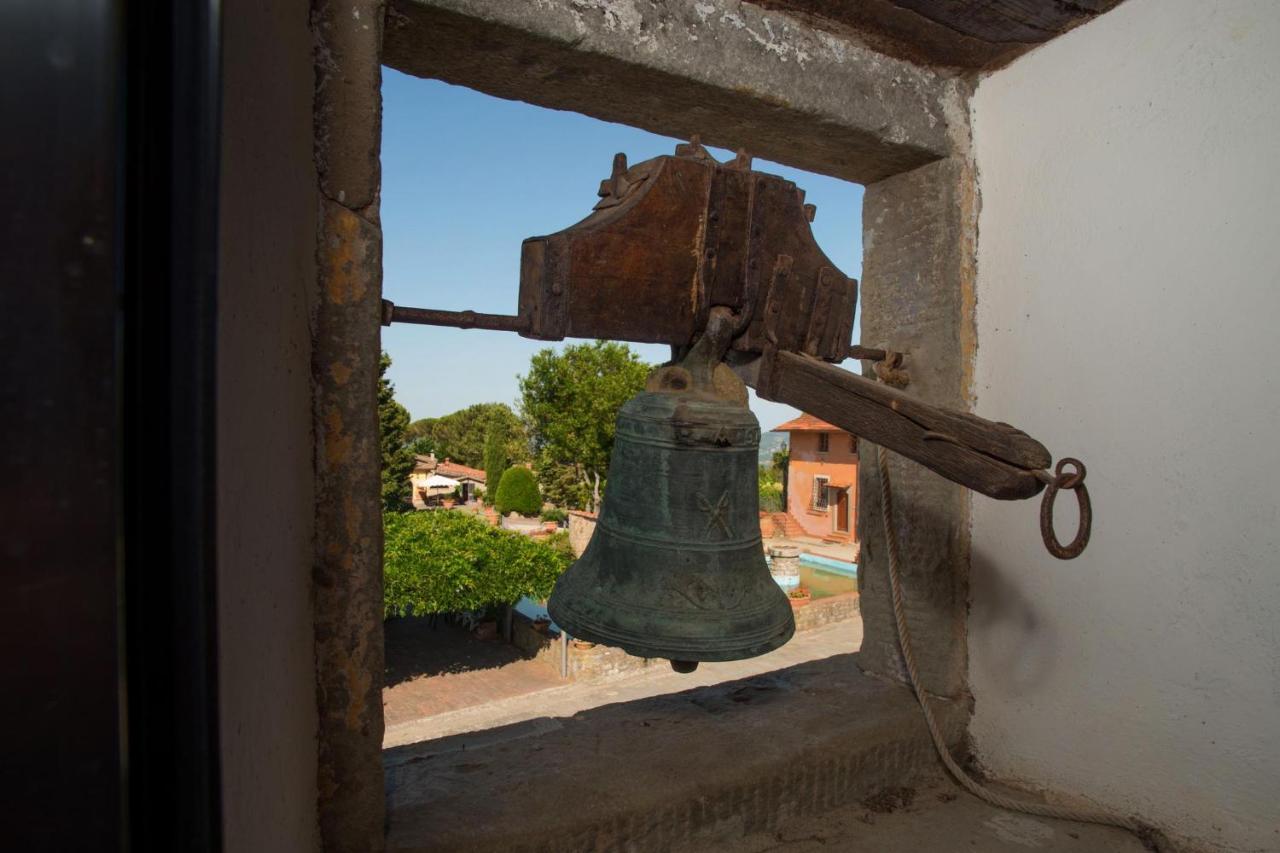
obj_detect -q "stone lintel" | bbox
[314,0,386,212]
[383,0,956,184]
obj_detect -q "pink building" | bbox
[772,414,859,544]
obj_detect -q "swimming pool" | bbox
[770,554,858,599]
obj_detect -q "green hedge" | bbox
[383,510,571,618]
[495,466,541,516]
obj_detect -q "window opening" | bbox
[811,475,831,510]
[379,71,864,752]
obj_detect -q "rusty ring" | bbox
[1040,457,1091,559]
[1055,457,1086,490]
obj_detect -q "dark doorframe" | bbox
[1,1,222,849]
[120,1,223,849]
[834,488,851,535]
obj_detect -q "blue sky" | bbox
[380,68,864,431]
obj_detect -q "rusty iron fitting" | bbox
[1039,458,1091,559]
[872,350,909,387]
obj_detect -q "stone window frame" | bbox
[309,1,979,848]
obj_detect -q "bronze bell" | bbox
[548,338,795,673]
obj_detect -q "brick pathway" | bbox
[382,617,564,727]
[383,615,863,748]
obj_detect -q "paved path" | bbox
[382,617,564,727]
[383,616,863,748]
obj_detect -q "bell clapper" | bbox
[670,660,700,674]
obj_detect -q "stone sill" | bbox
[385,652,966,852]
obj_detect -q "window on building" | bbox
[811,475,830,510]
[818,433,830,453]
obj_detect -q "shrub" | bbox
[540,508,568,523]
[495,466,541,516]
[383,510,572,618]
[759,481,784,513]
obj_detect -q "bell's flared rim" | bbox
[548,586,796,663]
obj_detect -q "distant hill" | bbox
[758,430,789,466]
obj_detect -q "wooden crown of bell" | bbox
[547,353,794,673]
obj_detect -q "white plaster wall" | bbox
[969,1,1280,850]
[217,0,320,848]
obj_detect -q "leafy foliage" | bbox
[383,511,572,617]
[405,436,435,458]
[379,353,416,511]
[482,424,507,502]
[495,466,541,516]
[518,341,651,512]
[758,480,784,513]
[540,507,568,523]
[758,458,784,512]
[532,452,590,510]
[405,403,528,469]
[770,448,790,478]
[762,448,790,512]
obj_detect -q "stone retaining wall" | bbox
[793,591,860,633]
[566,510,597,558]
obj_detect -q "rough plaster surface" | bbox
[969,1,1280,850]
[857,152,976,701]
[311,4,389,851]
[383,0,953,183]
[217,0,321,849]
[385,653,966,852]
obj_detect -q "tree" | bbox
[383,511,571,618]
[482,424,507,502]
[771,447,790,509]
[519,341,651,512]
[533,451,590,510]
[494,466,541,516]
[404,403,528,469]
[379,352,416,512]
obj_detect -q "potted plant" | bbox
[788,586,812,608]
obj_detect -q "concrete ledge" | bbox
[383,0,955,183]
[385,652,965,852]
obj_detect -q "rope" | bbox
[875,443,1163,849]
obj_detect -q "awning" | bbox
[424,474,460,489]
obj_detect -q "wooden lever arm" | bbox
[743,351,1050,501]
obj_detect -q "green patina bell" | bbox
[548,354,795,673]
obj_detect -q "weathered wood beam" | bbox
[757,351,1048,500]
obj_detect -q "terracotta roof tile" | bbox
[771,413,851,434]
[437,460,486,482]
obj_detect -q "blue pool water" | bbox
[769,554,858,599]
